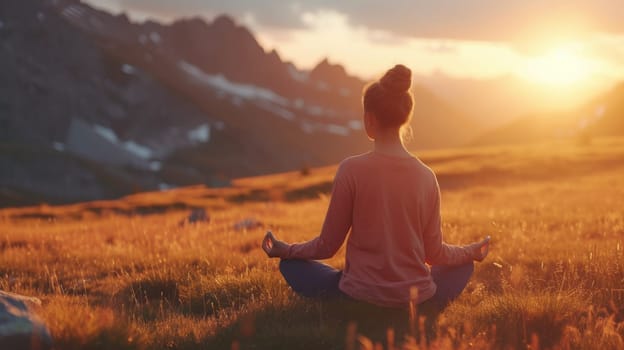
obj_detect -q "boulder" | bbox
[0,291,52,350]
[179,208,210,226]
[233,217,263,231]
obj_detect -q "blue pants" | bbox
[279,259,474,310]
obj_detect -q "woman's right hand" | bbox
[262,231,290,258]
[469,236,490,262]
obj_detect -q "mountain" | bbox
[0,0,483,206]
[410,85,480,149]
[0,0,214,204]
[471,83,624,146]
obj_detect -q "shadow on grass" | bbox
[283,181,333,202]
[111,280,423,349]
[227,189,273,203]
[115,275,268,319]
[95,274,440,349]
[203,298,434,350]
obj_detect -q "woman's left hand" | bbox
[469,235,491,262]
[262,231,290,258]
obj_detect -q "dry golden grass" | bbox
[1,137,624,349]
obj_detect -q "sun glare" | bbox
[519,44,593,86]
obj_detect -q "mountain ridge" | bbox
[471,82,624,146]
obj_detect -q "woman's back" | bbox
[338,151,440,307]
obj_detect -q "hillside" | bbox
[1,138,623,349]
[410,85,481,149]
[471,82,624,146]
[413,72,611,127]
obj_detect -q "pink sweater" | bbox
[284,152,474,307]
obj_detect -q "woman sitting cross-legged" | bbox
[261,64,490,339]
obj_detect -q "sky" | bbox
[85,0,624,92]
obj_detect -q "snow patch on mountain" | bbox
[61,4,86,19]
[159,183,173,191]
[306,105,324,116]
[327,124,350,136]
[300,122,314,134]
[124,141,153,159]
[293,98,304,109]
[149,161,162,172]
[53,142,65,151]
[93,124,155,159]
[298,121,351,136]
[187,124,210,143]
[149,32,161,44]
[288,65,309,82]
[348,120,363,130]
[121,64,137,75]
[93,124,118,143]
[178,61,289,107]
[214,121,226,131]
[339,88,351,97]
[316,81,329,91]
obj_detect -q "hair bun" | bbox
[380,64,412,94]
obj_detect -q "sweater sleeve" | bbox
[283,163,354,260]
[423,175,474,266]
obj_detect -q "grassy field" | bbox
[1,138,624,349]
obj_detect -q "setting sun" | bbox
[519,44,593,86]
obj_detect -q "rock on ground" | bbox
[0,291,52,350]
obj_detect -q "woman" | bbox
[262,64,490,315]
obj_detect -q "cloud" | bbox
[254,9,522,79]
[114,0,308,27]
[100,0,624,45]
[423,43,459,55]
